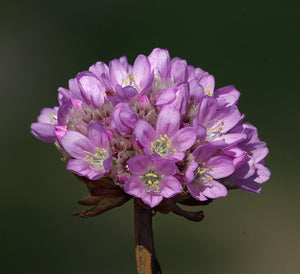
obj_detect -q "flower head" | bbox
[31,48,270,213]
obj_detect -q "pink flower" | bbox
[186,144,235,201]
[61,120,112,180]
[125,155,182,208]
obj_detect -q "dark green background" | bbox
[1,0,299,273]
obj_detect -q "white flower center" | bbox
[122,72,141,91]
[205,119,224,141]
[194,162,214,187]
[151,134,172,157]
[84,147,109,170]
[141,170,162,192]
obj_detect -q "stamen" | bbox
[48,113,57,125]
[143,170,161,192]
[151,134,172,156]
[83,148,109,169]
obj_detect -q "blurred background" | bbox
[1,0,299,273]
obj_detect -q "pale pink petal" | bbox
[201,180,228,199]
[134,119,155,148]
[141,192,163,208]
[159,176,182,198]
[61,130,93,159]
[87,121,109,148]
[156,107,180,137]
[207,156,235,179]
[124,177,144,198]
[128,155,152,176]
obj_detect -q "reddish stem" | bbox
[134,199,161,274]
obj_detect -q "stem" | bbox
[134,199,162,274]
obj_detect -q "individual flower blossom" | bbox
[76,71,107,108]
[60,120,112,180]
[109,54,154,99]
[186,144,235,201]
[156,84,189,116]
[213,85,240,110]
[134,107,197,161]
[111,102,138,136]
[125,155,182,207]
[31,106,59,142]
[193,96,244,146]
[223,123,270,193]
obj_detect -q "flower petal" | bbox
[77,72,106,108]
[156,86,177,106]
[192,118,207,140]
[67,159,106,180]
[133,54,153,93]
[109,59,128,88]
[87,120,109,148]
[111,102,138,136]
[116,85,138,100]
[156,107,180,137]
[201,180,228,199]
[128,155,152,176]
[207,155,235,179]
[61,130,93,159]
[199,73,215,94]
[170,59,188,83]
[89,61,109,79]
[159,176,182,198]
[148,48,171,78]
[214,85,240,109]
[214,106,242,133]
[233,177,262,194]
[152,159,178,176]
[164,152,185,162]
[189,79,204,103]
[193,143,219,163]
[141,192,163,208]
[30,123,56,143]
[185,162,198,183]
[187,182,208,201]
[251,142,269,163]
[167,84,189,116]
[233,159,256,180]
[197,96,218,124]
[124,177,144,198]
[134,119,155,148]
[37,107,58,124]
[253,163,271,184]
[171,127,197,151]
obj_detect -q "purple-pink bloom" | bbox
[148,48,171,79]
[134,107,197,161]
[125,155,182,207]
[109,54,153,98]
[76,71,107,108]
[30,107,59,142]
[186,144,235,201]
[156,84,189,116]
[111,102,138,136]
[224,123,270,193]
[195,96,244,146]
[61,120,112,180]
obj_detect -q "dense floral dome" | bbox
[31,48,270,210]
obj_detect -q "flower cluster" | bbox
[31,48,270,211]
